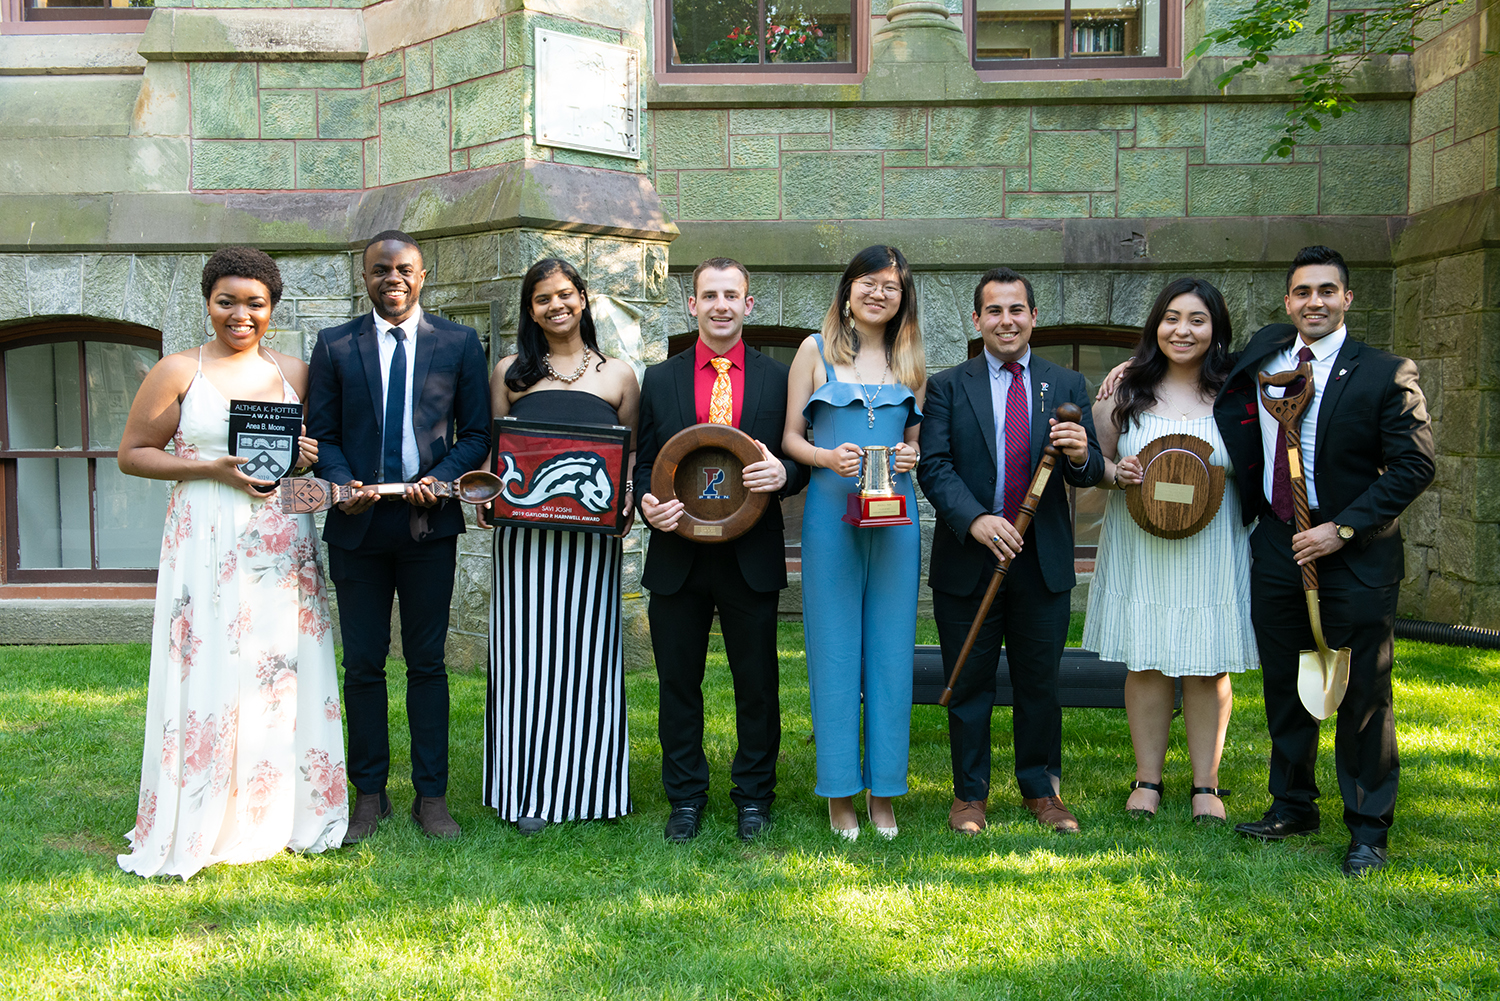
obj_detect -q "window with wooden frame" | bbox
[969,0,1168,71]
[1,320,165,583]
[969,326,1138,561]
[665,0,858,73]
[19,0,152,20]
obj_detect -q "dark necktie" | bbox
[383,326,407,484]
[1002,361,1030,524]
[1270,345,1315,522]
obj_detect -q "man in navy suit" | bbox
[918,268,1104,835]
[307,230,491,844]
[1215,246,1433,876]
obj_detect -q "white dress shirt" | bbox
[1258,325,1346,511]
[373,306,421,482]
[984,346,1032,514]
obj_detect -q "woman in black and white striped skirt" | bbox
[477,258,639,833]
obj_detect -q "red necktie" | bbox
[1002,361,1030,524]
[1270,346,1315,522]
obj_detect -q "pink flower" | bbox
[728,27,739,38]
[160,721,179,784]
[323,696,341,723]
[134,789,157,842]
[168,588,202,680]
[257,654,299,709]
[244,760,283,826]
[182,709,218,781]
[218,548,237,583]
[301,748,348,816]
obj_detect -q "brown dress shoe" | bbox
[411,795,461,839]
[342,790,392,846]
[949,798,988,834]
[1023,795,1081,833]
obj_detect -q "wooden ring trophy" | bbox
[938,402,1082,707]
[650,423,769,544]
[1124,434,1226,539]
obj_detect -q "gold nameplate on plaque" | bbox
[1153,482,1196,505]
[868,499,903,517]
[693,524,724,537]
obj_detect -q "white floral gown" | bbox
[119,354,348,879]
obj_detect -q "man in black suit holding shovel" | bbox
[1212,246,1433,876]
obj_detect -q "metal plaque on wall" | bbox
[534,29,640,160]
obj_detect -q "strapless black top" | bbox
[508,389,620,426]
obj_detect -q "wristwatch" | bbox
[1335,523,1355,541]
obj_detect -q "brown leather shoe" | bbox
[949,798,988,834]
[1023,795,1081,833]
[342,790,392,846]
[411,795,461,839]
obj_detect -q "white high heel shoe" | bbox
[830,799,859,841]
[868,798,898,840]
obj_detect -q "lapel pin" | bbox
[1040,382,1050,393]
[1337,368,1347,379]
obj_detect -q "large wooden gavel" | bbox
[938,402,1083,707]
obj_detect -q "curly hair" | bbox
[201,247,283,306]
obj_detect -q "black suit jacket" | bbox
[633,343,809,596]
[307,310,491,550]
[1214,323,1433,588]
[918,353,1104,597]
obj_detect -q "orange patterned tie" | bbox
[709,356,733,425]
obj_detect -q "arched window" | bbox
[1,320,165,583]
[970,326,1138,560]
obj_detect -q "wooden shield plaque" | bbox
[1124,433,1226,540]
[650,423,768,544]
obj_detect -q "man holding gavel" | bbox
[917,268,1104,834]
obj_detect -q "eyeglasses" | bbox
[854,279,903,297]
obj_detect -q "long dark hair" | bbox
[1112,277,1234,431]
[819,245,925,390]
[505,258,604,393]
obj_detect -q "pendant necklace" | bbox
[543,346,590,383]
[852,354,890,429]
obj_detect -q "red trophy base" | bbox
[843,491,912,527]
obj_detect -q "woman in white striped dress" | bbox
[1083,278,1258,824]
[477,258,639,833]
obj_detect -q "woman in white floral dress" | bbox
[116,247,347,879]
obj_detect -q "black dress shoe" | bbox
[737,804,772,842]
[664,804,703,843]
[1234,810,1320,841]
[1342,842,1388,877]
[342,790,392,846]
[516,817,547,836]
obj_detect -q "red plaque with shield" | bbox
[490,416,633,534]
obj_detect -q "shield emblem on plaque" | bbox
[237,433,296,481]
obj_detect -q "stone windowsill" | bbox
[0,32,146,75]
[137,8,367,63]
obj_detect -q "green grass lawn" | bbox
[1,626,1497,1000]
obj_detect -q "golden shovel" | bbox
[1259,363,1351,720]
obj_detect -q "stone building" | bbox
[0,0,1495,657]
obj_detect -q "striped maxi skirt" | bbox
[484,526,631,822]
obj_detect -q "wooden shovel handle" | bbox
[1284,428,1318,593]
[938,403,1082,707]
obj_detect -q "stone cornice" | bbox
[1391,189,1500,266]
[137,8,368,63]
[0,161,677,252]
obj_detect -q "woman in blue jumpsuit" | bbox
[783,245,926,840]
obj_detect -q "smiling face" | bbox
[363,240,427,325]
[207,276,274,352]
[689,266,753,354]
[1156,292,1214,373]
[1285,263,1352,343]
[973,279,1036,363]
[847,265,903,332]
[528,270,585,341]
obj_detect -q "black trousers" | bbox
[329,504,458,799]
[648,547,781,809]
[934,543,1071,801]
[1250,518,1399,847]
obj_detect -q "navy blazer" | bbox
[633,343,809,596]
[918,353,1104,597]
[1213,322,1434,588]
[306,310,491,549]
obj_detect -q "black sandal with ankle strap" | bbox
[1190,786,1231,826]
[1126,779,1164,819]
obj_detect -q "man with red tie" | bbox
[917,268,1104,835]
[1213,246,1433,876]
[634,258,809,843]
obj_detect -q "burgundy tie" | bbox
[1002,361,1030,524]
[1270,346,1316,522]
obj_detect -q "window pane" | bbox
[28,1,155,7]
[95,459,168,569]
[976,0,1063,59]
[15,457,91,569]
[5,343,82,450]
[766,0,849,64]
[86,342,158,451]
[672,0,761,64]
[1072,0,1155,57]
[1076,343,1135,399]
